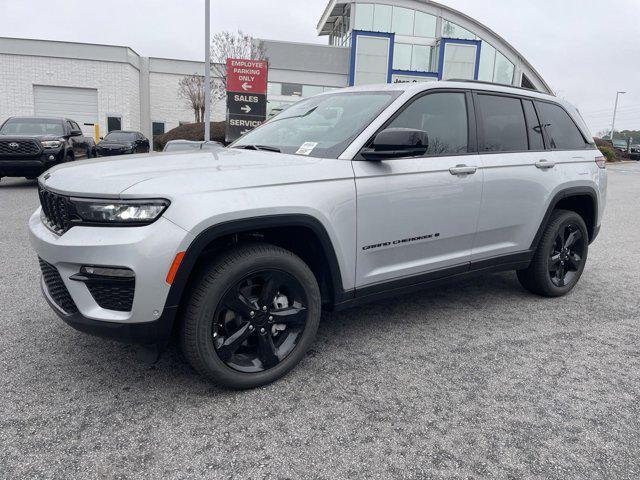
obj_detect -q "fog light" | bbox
[80,266,135,278]
[48,155,55,160]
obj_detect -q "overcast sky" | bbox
[2,0,639,135]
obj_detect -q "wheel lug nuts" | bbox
[250,311,255,317]
[260,328,265,333]
[269,316,273,321]
[249,325,254,331]
[262,306,267,311]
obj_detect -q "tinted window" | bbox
[107,116,122,132]
[0,119,64,136]
[387,92,468,156]
[104,132,136,142]
[152,122,165,136]
[522,100,545,150]
[233,92,400,159]
[537,102,586,150]
[478,95,528,152]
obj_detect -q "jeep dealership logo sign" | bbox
[225,58,268,143]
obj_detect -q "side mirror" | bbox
[361,128,429,161]
[69,129,83,137]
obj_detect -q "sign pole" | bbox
[204,0,211,142]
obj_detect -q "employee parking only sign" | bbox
[225,58,268,143]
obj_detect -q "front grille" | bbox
[38,258,78,314]
[0,139,41,156]
[87,280,135,312]
[38,187,76,234]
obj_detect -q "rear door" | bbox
[471,93,564,261]
[353,90,483,288]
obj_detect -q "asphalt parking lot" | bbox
[1,163,639,479]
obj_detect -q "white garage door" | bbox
[33,85,98,136]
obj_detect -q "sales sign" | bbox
[225,58,268,143]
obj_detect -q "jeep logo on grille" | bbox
[8,142,19,149]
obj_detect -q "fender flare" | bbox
[163,214,348,312]
[530,186,599,250]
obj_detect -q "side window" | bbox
[65,121,74,132]
[387,92,468,156]
[477,94,528,152]
[522,100,545,150]
[71,121,81,131]
[536,102,587,150]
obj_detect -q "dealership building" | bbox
[0,0,551,143]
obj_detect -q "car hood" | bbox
[0,134,60,141]
[40,148,345,198]
[98,141,135,148]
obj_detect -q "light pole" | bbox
[610,91,626,143]
[204,0,211,142]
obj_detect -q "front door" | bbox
[353,90,483,289]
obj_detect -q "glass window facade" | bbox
[493,51,515,85]
[442,21,476,40]
[441,43,477,80]
[355,35,390,85]
[391,7,414,36]
[373,4,393,32]
[344,3,528,89]
[414,11,437,37]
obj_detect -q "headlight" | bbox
[70,198,170,225]
[41,140,62,149]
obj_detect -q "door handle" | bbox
[535,160,555,170]
[449,165,478,176]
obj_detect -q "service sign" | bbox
[225,58,269,142]
[226,58,268,95]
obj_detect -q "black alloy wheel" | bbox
[548,223,586,288]
[180,243,321,389]
[214,269,308,373]
[517,209,589,297]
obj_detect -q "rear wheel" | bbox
[517,210,589,297]
[180,243,321,389]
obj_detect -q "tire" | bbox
[180,243,321,389]
[517,209,589,297]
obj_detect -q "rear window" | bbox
[104,132,136,142]
[477,94,528,152]
[0,119,64,136]
[536,102,587,150]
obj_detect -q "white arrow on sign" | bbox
[241,82,252,91]
[240,129,250,135]
[241,105,252,114]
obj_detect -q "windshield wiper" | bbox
[234,145,281,153]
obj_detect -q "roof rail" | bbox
[445,79,554,96]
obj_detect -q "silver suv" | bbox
[29,81,607,389]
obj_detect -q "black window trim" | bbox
[354,88,478,161]
[533,98,593,151]
[473,91,545,155]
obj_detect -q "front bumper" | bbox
[29,208,195,344]
[0,150,63,177]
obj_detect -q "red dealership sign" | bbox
[226,58,268,94]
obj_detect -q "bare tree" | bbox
[210,30,267,102]
[177,31,266,123]
[177,74,206,123]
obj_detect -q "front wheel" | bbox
[517,210,589,297]
[180,243,321,389]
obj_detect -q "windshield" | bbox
[0,119,64,136]
[164,142,202,152]
[104,132,137,142]
[232,91,401,159]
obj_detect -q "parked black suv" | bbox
[96,131,150,157]
[0,117,96,180]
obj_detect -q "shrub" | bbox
[598,146,617,163]
[153,122,226,151]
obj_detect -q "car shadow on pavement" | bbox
[0,178,38,190]
[43,271,529,394]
